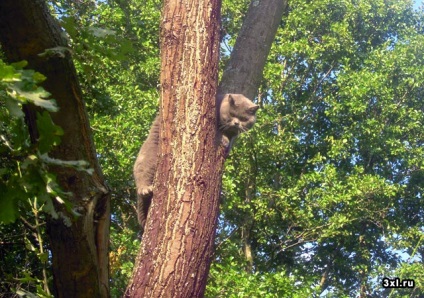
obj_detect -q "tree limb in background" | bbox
[219,0,288,99]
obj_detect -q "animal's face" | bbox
[219,94,259,137]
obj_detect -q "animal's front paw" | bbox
[140,185,153,197]
[222,135,230,148]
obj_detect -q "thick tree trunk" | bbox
[125,0,222,297]
[127,0,287,296]
[0,1,110,297]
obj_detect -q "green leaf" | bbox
[10,60,28,70]
[4,96,24,118]
[9,85,58,112]
[36,111,64,153]
[88,26,116,37]
[0,184,21,224]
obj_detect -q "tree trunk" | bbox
[218,0,288,99]
[127,0,288,296]
[0,1,110,297]
[125,0,223,297]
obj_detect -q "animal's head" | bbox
[219,93,259,137]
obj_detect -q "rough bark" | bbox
[125,0,222,297]
[0,1,110,297]
[218,0,288,99]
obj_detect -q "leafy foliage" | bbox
[0,59,62,297]
[0,53,91,298]
[207,260,315,297]
[0,59,67,224]
[215,0,424,296]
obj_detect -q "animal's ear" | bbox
[228,94,236,106]
[249,105,259,114]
